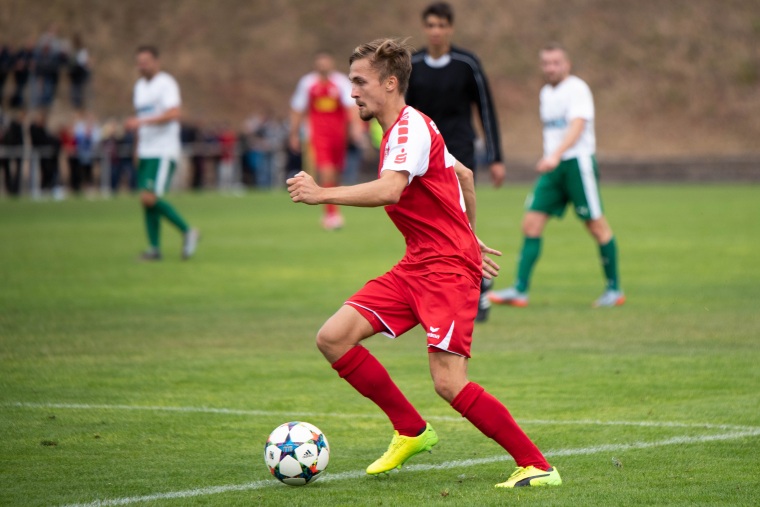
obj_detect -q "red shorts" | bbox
[311,133,347,170]
[345,269,479,358]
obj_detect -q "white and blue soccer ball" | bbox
[264,421,330,486]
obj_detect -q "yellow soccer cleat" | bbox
[366,422,439,475]
[495,466,562,488]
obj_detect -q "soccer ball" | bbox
[264,421,330,486]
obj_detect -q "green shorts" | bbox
[526,155,604,220]
[137,158,177,197]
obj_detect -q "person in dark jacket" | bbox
[405,1,506,322]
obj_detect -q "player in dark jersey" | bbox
[406,1,506,322]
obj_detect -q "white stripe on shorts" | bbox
[155,157,172,197]
[578,155,602,219]
[436,320,456,352]
[344,301,397,339]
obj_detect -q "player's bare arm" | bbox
[536,117,585,173]
[125,106,181,131]
[288,169,408,207]
[288,109,304,153]
[454,160,501,278]
[489,161,506,188]
[472,108,506,187]
[454,160,477,227]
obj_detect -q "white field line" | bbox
[6,401,760,506]
[6,401,760,432]
[56,427,760,507]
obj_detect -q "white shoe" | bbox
[322,214,344,230]
[182,228,200,260]
[593,289,625,307]
[488,287,529,307]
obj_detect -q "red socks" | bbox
[332,346,426,437]
[332,349,550,467]
[451,382,550,470]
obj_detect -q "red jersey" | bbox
[290,71,353,140]
[379,106,482,284]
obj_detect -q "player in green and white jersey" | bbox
[489,43,624,308]
[125,45,199,261]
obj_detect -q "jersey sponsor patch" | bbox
[394,148,407,164]
[313,96,340,113]
[543,118,568,129]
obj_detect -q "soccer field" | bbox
[1,185,759,506]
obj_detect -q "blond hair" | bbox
[349,38,414,95]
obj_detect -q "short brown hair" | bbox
[540,41,568,57]
[349,38,414,95]
[136,45,159,58]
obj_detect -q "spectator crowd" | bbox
[0,25,381,199]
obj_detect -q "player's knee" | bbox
[587,218,612,244]
[315,321,349,356]
[595,229,613,244]
[315,326,335,354]
[523,224,541,237]
[432,375,461,403]
[140,192,157,207]
[522,214,545,237]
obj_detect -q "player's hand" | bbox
[124,117,141,131]
[489,162,506,188]
[477,236,502,279]
[536,154,560,173]
[287,171,322,205]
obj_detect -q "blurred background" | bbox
[0,0,758,198]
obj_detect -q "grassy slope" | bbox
[0,185,759,506]
[2,0,759,155]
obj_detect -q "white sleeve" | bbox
[380,114,430,184]
[290,75,310,112]
[443,145,457,169]
[335,73,354,108]
[567,80,594,121]
[161,76,181,109]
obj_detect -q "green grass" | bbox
[1,185,759,506]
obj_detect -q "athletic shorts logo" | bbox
[426,325,441,340]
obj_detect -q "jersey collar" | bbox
[424,53,451,68]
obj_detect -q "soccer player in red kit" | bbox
[287,39,561,488]
[290,52,360,230]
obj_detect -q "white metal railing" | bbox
[0,143,286,200]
